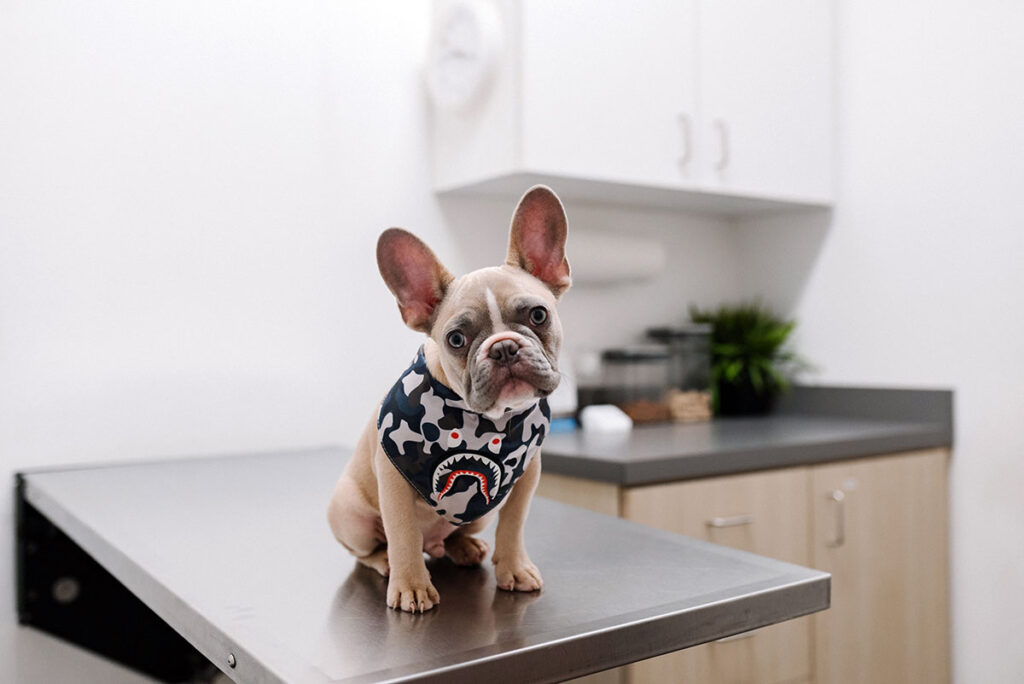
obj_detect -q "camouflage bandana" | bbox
[377,346,550,525]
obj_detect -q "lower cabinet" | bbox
[810,450,950,684]
[539,448,949,684]
[622,468,812,684]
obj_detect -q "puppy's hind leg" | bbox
[445,534,490,566]
[327,475,388,574]
[357,546,391,577]
[444,515,493,566]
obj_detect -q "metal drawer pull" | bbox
[827,489,846,547]
[715,628,760,643]
[705,513,755,528]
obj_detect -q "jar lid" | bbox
[646,324,713,341]
[601,346,671,363]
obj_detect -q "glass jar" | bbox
[600,346,672,423]
[647,325,713,422]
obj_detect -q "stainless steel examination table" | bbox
[16,446,829,683]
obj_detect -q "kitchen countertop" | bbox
[542,386,954,486]
[18,447,830,684]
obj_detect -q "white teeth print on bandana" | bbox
[431,453,503,505]
[377,346,550,525]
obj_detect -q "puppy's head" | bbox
[377,185,571,417]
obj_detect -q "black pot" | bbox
[717,381,776,416]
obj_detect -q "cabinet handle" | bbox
[826,489,845,548]
[714,118,730,171]
[705,513,755,528]
[677,113,693,167]
[714,627,760,643]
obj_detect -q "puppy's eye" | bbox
[446,331,466,349]
[529,306,548,326]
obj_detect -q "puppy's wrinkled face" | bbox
[431,266,563,416]
[377,185,571,416]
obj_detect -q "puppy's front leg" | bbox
[492,454,543,592]
[376,447,440,612]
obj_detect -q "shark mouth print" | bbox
[377,346,551,525]
[431,453,503,506]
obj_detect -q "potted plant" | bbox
[688,302,806,416]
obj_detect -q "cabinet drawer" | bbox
[621,467,812,684]
[621,467,811,564]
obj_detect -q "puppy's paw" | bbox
[445,535,490,566]
[386,571,440,613]
[493,556,543,592]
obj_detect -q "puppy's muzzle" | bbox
[488,338,520,365]
[477,332,532,364]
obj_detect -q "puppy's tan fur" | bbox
[327,186,570,613]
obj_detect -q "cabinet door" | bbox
[521,0,699,188]
[697,0,834,202]
[621,468,812,684]
[811,450,950,684]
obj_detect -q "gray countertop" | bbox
[20,447,829,683]
[542,386,954,485]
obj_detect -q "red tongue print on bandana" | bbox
[431,453,503,507]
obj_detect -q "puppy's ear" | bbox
[506,185,571,298]
[377,228,454,332]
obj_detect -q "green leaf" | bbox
[749,364,764,392]
[687,299,812,394]
[724,359,743,382]
[713,343,743,357]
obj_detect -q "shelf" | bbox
[17,446,829,683]
[436,170,832,217]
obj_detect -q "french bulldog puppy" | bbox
[327,185,570,613]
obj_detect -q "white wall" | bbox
[16,1,1014,681]
[736,1,1024,681]
[0,2,738,680]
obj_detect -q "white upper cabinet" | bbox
[697,0,834,204]
[429,0,834,214]
[520,0,699,190]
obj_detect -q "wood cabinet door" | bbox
[621,467,812,684]
[811,450,950,684]
[521,0,699,188]
[697,0,834,203]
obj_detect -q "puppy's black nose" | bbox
[488,339,520,364]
